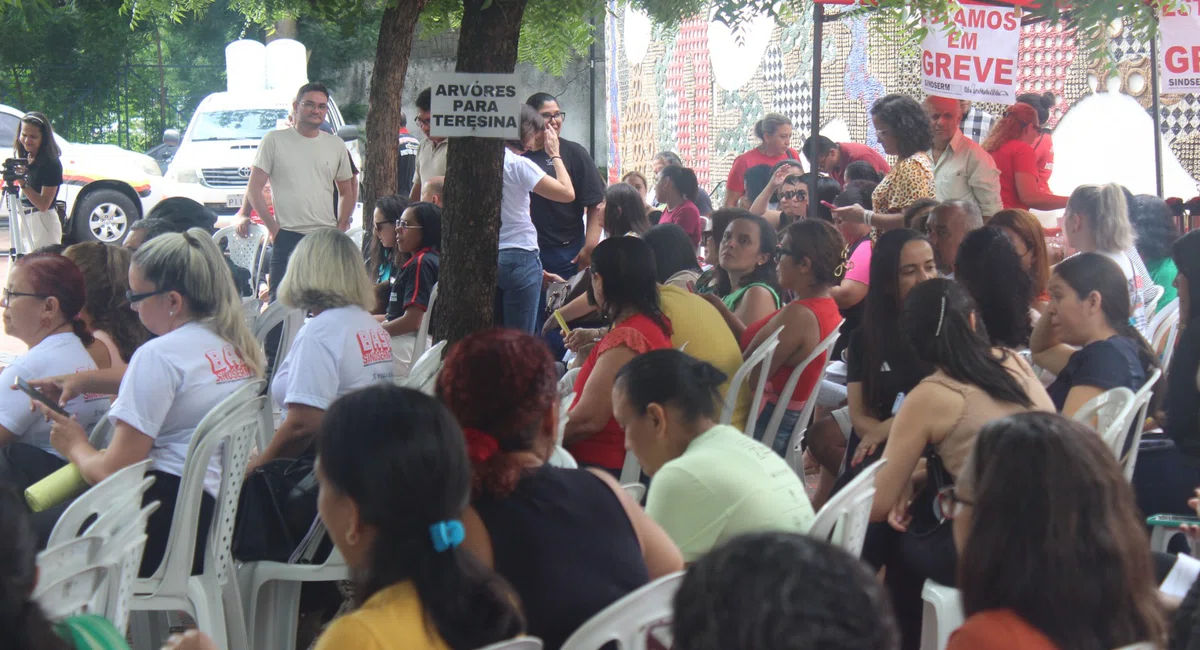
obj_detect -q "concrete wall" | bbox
[403,30,609,169]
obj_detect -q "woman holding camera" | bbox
[13,113,63,250]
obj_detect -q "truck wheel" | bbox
[72,189,139,244]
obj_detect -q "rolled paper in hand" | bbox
[26,463,88,512]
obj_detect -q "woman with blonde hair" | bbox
[982,103,1068,211]
[63,242,151,370]
[1062,183,1156,333]
[31,228,263,575]
[988,209,1051,313]
[248,228,394,471]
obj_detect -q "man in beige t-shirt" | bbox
[408,87,448,201]
[242,82,356,297]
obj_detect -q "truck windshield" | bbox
[190,109,290,141]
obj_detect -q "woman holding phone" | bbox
[13,112,64,250]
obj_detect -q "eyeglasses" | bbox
[299,100,329,112]
[933,486,974,521]
[540,111,566,121]
[374,221,395,231]
[398,222,423,231]
[780,190,808,201]
[126,288,169,305]
[415,116,430,128]
[1,289,47,307]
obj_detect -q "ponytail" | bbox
[1067,183,1133,251]
[134,228,265,378]
[615,349,727,425]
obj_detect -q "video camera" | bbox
[2,157,26,184]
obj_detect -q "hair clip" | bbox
[935,293,947,337]
[429,520,465,552]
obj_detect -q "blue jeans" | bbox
[497,248,543,333]
[753,400,802,457]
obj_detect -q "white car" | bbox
[0,104,162,243]
[161,90,359,223]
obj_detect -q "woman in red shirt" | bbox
[655,166,702,250]
[566,236,673,474]
[741,219,845,456]
[982,103,1067,211]
[724,113,801,209]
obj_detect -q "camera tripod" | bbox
[2,159,29,263]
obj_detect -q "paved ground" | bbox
[0,225,48,365]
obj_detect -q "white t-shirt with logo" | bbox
[500,148,545,251]
[271,306,395,414]
[108,322,255,495]
[0,332,110,458]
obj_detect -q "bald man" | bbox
[421,176,444,207]
[925,96,1003,218]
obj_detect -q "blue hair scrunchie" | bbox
[429,519,465,553]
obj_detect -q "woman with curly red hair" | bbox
[437,328,682,650]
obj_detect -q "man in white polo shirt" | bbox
[241,82,356,298]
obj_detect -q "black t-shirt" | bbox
[1046,336,1146,412]
[386,248,439,321]
[524,138,605,249]
[24,156,63,194]
[397,130,420,196]
[845,328,932,420]
[1168,332,1200,461]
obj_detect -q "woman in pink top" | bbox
[655,166,702,251]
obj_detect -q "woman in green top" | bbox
[698,209,783,340]
[0,485,130,650]
[1130,193,1179,306]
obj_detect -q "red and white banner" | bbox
[920,4,1022,103]
[1161,1,1200,94]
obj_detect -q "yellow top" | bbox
[315,581,449,650]
[658,285,750,430]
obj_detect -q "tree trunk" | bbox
[435,0,530,344]
[268,18,298,41]
[361,0,427,268]
[155,25,167,136]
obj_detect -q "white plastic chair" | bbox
[622,483,646,503]
[1072,387,1138,462]
[345,226,365,250]
[720,328,781,428]
[1145,284,1165,319]
[1120,369,1161,480]
[759,327,842,471]
[1150,300,1181,369]
[35,536,104,618]
[92,504,157,635]
[560,571,685,650]
[252,301,304,398]
[35,565,109,621]
[87,412,113,449]
[618,450,642,485]
[477,638,545,650]
[129,380,267,650]
[213,224,270,290]
[919,581,964,650]
[547,446,578,469]
[404,339,447,393]
[46,459,155,547]
[808,458,886,558]
[239,544,350,650]
[411,282,439,362]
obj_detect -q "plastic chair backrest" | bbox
[1122,369,1162,480]
[1162,314,1182,371]
[760,326,842,456]
[88,413,113,449]
[412,282,440,362]
[622,483,646,502]
[547,446,578,469]
[808,458,886,557]
[47,459,154,547]
[476,638,544,650]
[141,380,265,595]
[35,536,103,608]
[720,328,781,427]
[618,450,642,485]
[252,301,304,396]
[1145,284,1165,318]
[213,225,269,282]
[35,566,108,621]
[559,571,685,650]
[405,340,447,391]
[1148,298,1179,343]
[94,503,157,634]
[1072,386,1138,460]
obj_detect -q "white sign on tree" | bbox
[429,73,520,139]
[920,3,1022,103]
[1161,1,1200,94]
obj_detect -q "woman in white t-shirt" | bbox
[0,253,110,491]
[248,228,394,471]
[63,242,152,373]
[498,105,575,333]
[31,228,264,575]
[1063,183,1156,334]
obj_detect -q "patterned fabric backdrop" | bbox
[605,1,1200,199]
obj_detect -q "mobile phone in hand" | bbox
[14,377,68,417]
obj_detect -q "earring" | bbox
[345,529,359,547]
[169,310,175,317]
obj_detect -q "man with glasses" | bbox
[924,96,1002,219]
[523,92,606,280]
[409,88,449,202]
[243,82,356,299]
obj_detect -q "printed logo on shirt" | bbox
[356,329,393,366]
[205,345,254,384]
[74,367,108,402]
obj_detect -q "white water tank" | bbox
[225,40,267,93]
[265,39,309,93]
